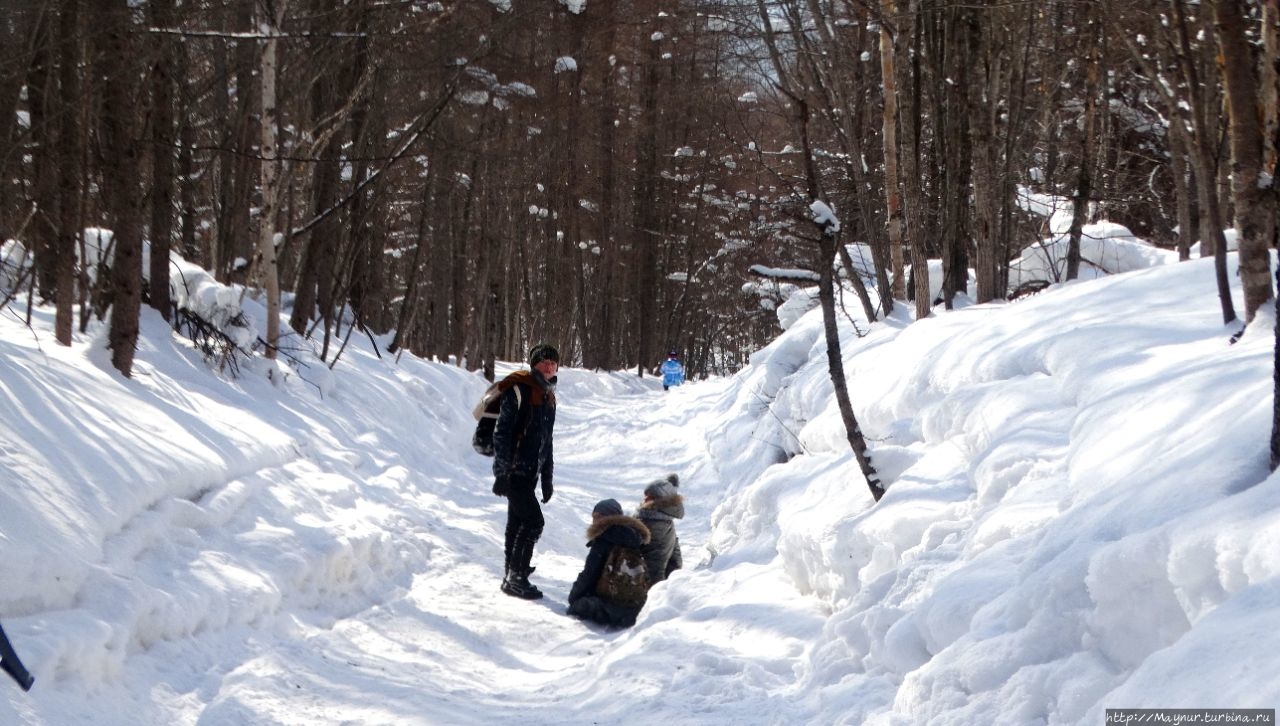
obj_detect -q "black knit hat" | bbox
[529,343,560,367]
[592,498,623,517]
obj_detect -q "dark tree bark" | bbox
[1172,0,1235,324]
[148,0,176,321]
[53,0,82,345]
[1273,267,1280,471]
[1168,115,1195,261]
[879,0,906,302]
[96,0,143,377]
[967,1,1001,303]
[894,4,930,319]
[27,7,56,300]
[0,5,40,239]
[927,0,972,308]
[1214,0,1275,323]
[819,229,884,501]
[1067,12,1101,282]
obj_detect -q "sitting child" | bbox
[635,474,683,585]
[567,498,652,628]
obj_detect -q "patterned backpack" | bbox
[595,545,650,607]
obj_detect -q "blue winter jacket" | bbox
[661,359,685,387]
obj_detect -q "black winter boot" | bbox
[501,568,543,600]
[499,566,534,591]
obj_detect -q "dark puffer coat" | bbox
[567,515,652,627]
[491,369,555,486]
[636,493,684,584]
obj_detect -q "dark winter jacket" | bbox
[491,369,556,485]
[636,494,684,584]
[568,515,652,606]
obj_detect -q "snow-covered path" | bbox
[0,308,826,726]
[13,245,1279,725]
[171,371,823,725]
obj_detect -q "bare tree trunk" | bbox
[0,8,37,238]
[148,0,176,321]
[1168,116,1195,261]
[930,1,971,309]
[632,0,663,376]
[1272,265,1280,470]
[1264,0,1279,179]
[255,0,287,359]
[54,0,81,345]
[1067,11,1100,281]
[879,0,906,302]
[27,7,56,300]
[388,179,432,356]
[97,0,142,377]
[217,0,257,283]
[289,1,348,339]
[755,0,883,500]
[1173,0,1236,323]
[1215,0,1275,323]
[893,3,929,319]
[968,2,1000,303]
[837,244,879,323]
[820,230,884,501]
[177,44,197,266]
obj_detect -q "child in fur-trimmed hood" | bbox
[635,473,683,585]
[567,498,652,628]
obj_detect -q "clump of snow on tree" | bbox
[810,200,840,233]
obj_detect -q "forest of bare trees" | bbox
[0,0,1276,389]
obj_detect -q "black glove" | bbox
[492,475,510,497]
[541,479,553,503]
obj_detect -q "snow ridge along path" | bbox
[0,307,826,724]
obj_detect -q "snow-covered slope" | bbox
[1,244,1276,724]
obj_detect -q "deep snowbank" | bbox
[2,230,1277,724]
[707,252,1279,723]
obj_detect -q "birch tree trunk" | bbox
[256,0,287,359]
[879,0,906,302]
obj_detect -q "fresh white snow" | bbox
[2,236,1278,724]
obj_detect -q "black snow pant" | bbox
[504,475,545,573]
[567,596,641,628]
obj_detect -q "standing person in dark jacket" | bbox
[635,474,683,584]
[567,498,651,627]
[492,343,559,599]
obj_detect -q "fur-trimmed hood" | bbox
[586,514,651,547]
[638,493,684,521]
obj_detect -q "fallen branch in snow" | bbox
[175,307,246,376]
[1010,280,1051,300]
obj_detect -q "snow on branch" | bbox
[810,200,840,233]
[748,264,821,283]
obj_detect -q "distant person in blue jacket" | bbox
[660,351,685,391]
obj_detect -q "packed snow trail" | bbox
[179,370,827,725]
[225,371,824,722]
[0,316,827,726]
[9,241,1280,725]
